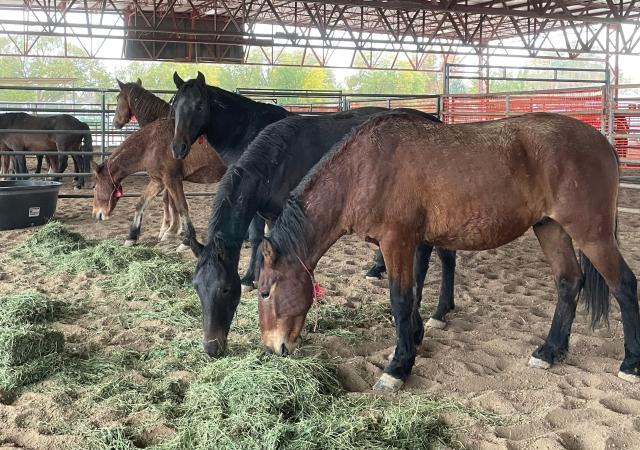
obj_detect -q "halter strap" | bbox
[106,161,123,211]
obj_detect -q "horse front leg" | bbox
[240,215,266,293]
[125,179,163,247]
[374,238,418,392]
[365,249,386,280]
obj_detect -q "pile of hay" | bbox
[0,292,64,392]
[16,221,192,294]
[164,352,455,450]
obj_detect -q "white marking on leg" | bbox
[372,373,404,392]
[176,243,190,253]
[528,356,551,370]
[124,240,136,247]
[618,371,640,383]
[426,318,447,329]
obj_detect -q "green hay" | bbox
[161,352,457,450]
[0,327,64,366]
[0,291,61,326]
[0,353,61,391]
[16,222,193,294]
[16,220,87,259]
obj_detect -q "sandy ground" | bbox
[0,175,639,449]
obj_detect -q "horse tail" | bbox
[579,209,617,330]
[81,128,94,170]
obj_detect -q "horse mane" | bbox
[123,83,172,125]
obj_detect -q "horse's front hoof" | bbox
[176,243,190,253]
[528,356,551,370]
[618,370,640,383]
[124,240,136,247]
[426,318,447,329]
[73,186,81,191]
[373,373,404,392]
[241,283,255,294]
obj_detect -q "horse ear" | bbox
[90,160,101,174]
[136,78,142,86]
[196,71,206,85]
[261,238,278,266]
[116,79,125,90]
[173,72,185,89]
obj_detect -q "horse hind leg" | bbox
[528,219,583,370]
[573,236,640,382]
[427,248,457,329]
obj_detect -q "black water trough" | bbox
[0,180,61,230]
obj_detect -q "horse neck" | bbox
[130,89,171,126]
[207,173,261,254]
[204,88,287,163]
[106,141,145,183]
[291,164,351,271]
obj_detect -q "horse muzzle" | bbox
[92,209,110,221]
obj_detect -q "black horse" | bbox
[171,72,292,286]
[186,108,457,357]
[0,112,93,188]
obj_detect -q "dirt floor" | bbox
[0,176,639,449]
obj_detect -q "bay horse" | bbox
[258,112,639,391]
[0,112,93,189]
[91,118,226,248]
[112,78,189,242]
[190,108,456,357]
[171,71,290,287]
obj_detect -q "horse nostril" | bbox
[280,343,289,356]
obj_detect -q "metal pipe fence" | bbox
[1,83,638,205]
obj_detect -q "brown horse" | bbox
[0,112,93,188]
[92,117,225,249]
[258,112,638,391]
[113,78,172,129]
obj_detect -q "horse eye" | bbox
[260,291,269,300]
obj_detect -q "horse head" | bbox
[257,238,314,356]
[91,160,123,221]
[113,78,142,129]
[171,71,210,160]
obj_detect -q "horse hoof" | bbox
[372,373,404,392]
[161,232,175,242]
[365,275,380,281]
[241,283,255,294]
[618,371,640,383]
[73,186,81,191]
[528,356,551,370]
[158,230,167,239]
[176,243,190,253]
[124,240,136,247]
[426,318,447,329]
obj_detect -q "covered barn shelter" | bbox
[0,1,639,449]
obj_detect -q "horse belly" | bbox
[427,208,536,251]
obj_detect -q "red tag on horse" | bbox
[131,115,137,123]
[114,189,123,199]
[197,135,205,145]
[313,282,325,300]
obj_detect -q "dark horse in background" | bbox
[171,71,291,288]
[258,112,639,391]
[0,112,93,189]
[172,84,457,356]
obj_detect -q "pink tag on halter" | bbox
[313,282,325,300]
[131,115,137,123]
[114,189,123,199]
[197,135,205,145]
